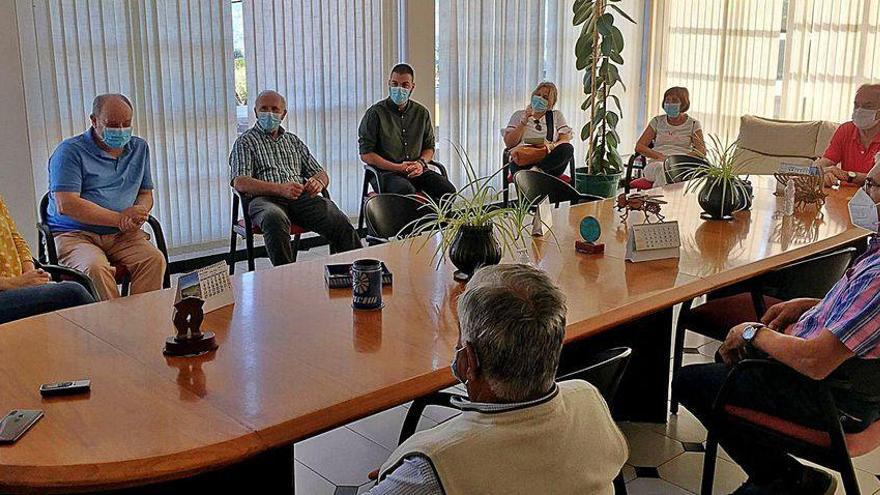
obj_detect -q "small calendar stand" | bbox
[625,221,681,262]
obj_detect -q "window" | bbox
[232,0,249,134]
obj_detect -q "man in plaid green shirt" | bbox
[229,90,360,266]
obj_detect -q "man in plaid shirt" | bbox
[230,90,360,266]
[675,163,880,495]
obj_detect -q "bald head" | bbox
[255,90,287,114]
[91,94,133,120]
[855,84,880,110]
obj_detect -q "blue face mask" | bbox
[257,112,283,132]
[531,95,549,112]
[663,102,681,118]
[389,86,411,106]
[101,127,132,149]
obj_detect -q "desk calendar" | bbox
[174,261,234,313]
[625,221,681,262]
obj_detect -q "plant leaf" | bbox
[609,3,636,24]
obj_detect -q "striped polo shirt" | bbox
[228,124,323,185]
[790,241,880,357]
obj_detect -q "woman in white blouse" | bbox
[503,82,574,177]
[632,86,706,188]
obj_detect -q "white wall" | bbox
[0,1,37,248]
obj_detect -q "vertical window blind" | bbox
[16,0,237,255]
[648,0,880,141]
[242,0,397,216]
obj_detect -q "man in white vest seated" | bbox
[367,264,629,495]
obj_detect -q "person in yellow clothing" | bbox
[0,194,93,324]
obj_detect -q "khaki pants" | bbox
[54,230,166,301]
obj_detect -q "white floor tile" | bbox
[684,331,715,349]
[295,461,337,495]
[348,405,438,451]
[421,404,461,424]
[296,426,391,486]
[681,353,715,366]
[697,341,722,358]
[619,422,685,467]
[622,464,637,482]
[854,445,880,474]
[626,477,694,495]
[648,407,707,443]
[800,459,880,495]
[658,451,747,495]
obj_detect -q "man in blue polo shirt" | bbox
[47,93,165,300]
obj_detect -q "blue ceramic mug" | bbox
[351,259,383,310]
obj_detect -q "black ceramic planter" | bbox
[448,224,502,282]
[697,181,748,221]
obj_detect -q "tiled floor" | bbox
[225,250,880,495]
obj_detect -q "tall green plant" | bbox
[573,0,635,176]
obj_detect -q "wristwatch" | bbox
[742,323,765,344]
[848,171,857,183]
[417,158,427,167]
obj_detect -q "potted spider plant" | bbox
[404,144,549,281]
[681,134,753,221]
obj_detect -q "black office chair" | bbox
[670,247,857,414]
[701,359,880,495]
[37,193,170,296]
[356,160,449,233]
[363,194,432,245]
[32,259,99,300]
[227,188,329,274]
[663,155,708,184]
[502,149,576,207]
[397,347,632,494]
[514,170,603,208]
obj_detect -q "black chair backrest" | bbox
[557,347,632,404]
[39,193,50,223]
[760,247,857,301]
[663,155,708,184]
[514,170,585,207]
[364,194,431,240]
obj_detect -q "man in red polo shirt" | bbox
[819,84,880,187]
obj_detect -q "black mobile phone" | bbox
[39,379,91,397]
[0,410,43,444]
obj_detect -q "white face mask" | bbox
[848,187,880,231]
[852,107,879,130]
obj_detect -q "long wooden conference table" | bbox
[0,177,869,493]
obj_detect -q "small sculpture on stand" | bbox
[575,216,605,254]
[164,296,218,357]
[616,192,667,223]
[773,173,827,210]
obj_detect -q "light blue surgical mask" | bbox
[451,344,470,385]
[664,102,681,118]
[101,127,132,149]
[389,86,411,106]
[531,95,549,112]
[257,112,283,132]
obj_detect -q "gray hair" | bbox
[91,93,133,117]
[857,84,880,99]
[457,264,566,401]
[255,90,287,110]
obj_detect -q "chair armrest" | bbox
[144,215,171,289]
[577,193,605,203]
[36,221,58,264]
[36,261,99,300]
[426,160,448,177]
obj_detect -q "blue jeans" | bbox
[0,282,95,324]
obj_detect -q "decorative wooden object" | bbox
[773,173,827,210]
[165,297,218,357]
[616,192,667,223]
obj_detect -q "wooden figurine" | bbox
[164,296,218,357]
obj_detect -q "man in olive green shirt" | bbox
[358,64,456,201]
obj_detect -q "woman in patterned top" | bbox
[0,193,93,324]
